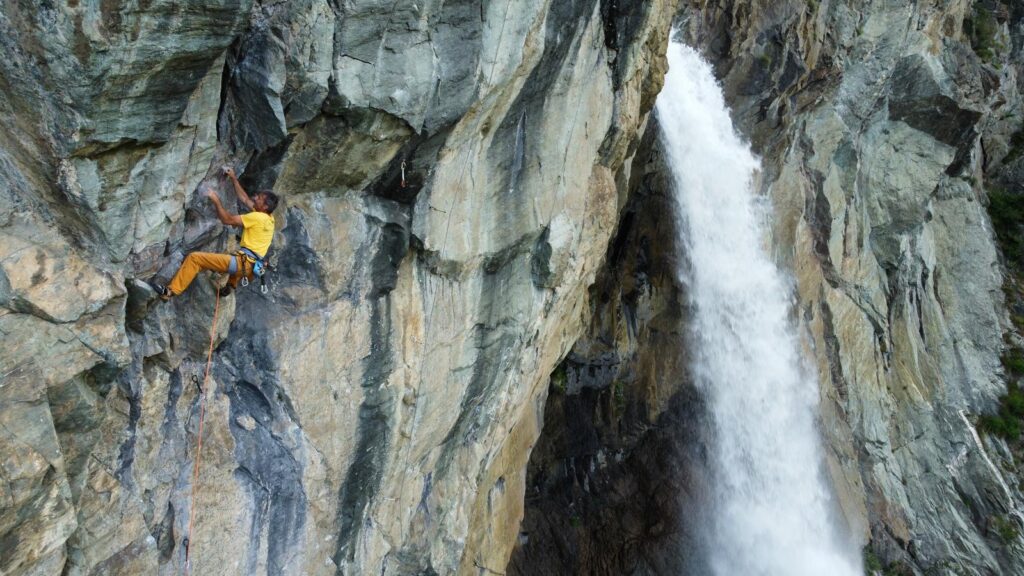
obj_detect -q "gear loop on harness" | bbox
[232,247,267,291]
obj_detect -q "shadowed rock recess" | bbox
[3,1,1024,576]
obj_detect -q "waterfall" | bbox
[656,42,862,576]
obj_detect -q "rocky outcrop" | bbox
[512,1,1024,575]
[673,0,1024,573]
[8,1,1024,575]
[0,1,676,574]
[508,127,701,575]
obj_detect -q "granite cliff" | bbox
[3,0,1024,575]
[0,1,674,574]
[513,1,1024,574]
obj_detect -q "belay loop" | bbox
[234,247,270,293]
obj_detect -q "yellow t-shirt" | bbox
[239,212,275,258]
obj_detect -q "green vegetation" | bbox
[1004,127,1024,165]
[1005,349,1024,376]
[975,181,1024,446]
[966,5,1003,64]
[977,330,1024,442]
[611,380,627,412]
[987,187,1024,270]
[992,515,1020,544]
[979,381,1024,441]
[861,548,915,576]
[550,364,568,394]
[863,548,884,574]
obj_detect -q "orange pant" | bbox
[167,252,251,295]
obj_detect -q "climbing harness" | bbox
[227,247,270,294]
[183,289,221,574]
[240,247,269,294]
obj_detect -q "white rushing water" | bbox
[656,42,862,576]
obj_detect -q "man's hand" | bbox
[204,185,242,227]
[221,165,254,209]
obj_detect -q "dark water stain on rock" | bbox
[331,298,395,572]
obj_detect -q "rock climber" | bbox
[152,168,278,301]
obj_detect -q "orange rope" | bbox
[184,289,221,574]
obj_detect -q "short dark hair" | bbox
[259,191,280,213]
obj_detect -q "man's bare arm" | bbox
[205,188,243,227]
[223,167,254,210]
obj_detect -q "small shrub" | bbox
[863,548,884,574]
[612,380,627,412]
[550,364,568,394]
[1004,350,1024,377]
[992,515,1020,544]
[987,187,1024,269]
[1005,127,1024,164]
[1004,386,1024,415]
[967,5,1001,63]
[862,547,915,576]
[980,412,1022,441]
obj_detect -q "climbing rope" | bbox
[183,289,222,574]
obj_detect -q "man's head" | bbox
[253,191,280,214]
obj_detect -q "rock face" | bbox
[675,1,1024,572]
[508,126,710,575]
[514,1,1024,575]
[5,1,1024,575]
[0,1,676,574]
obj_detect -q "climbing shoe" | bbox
[148,280,172,302]
[218,285,234,298]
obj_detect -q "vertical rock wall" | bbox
[507,126,705,575]
[0,1,676,574]
[651,2,1019,569]
[513,1,1024,575]
[675,1,1024,573]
